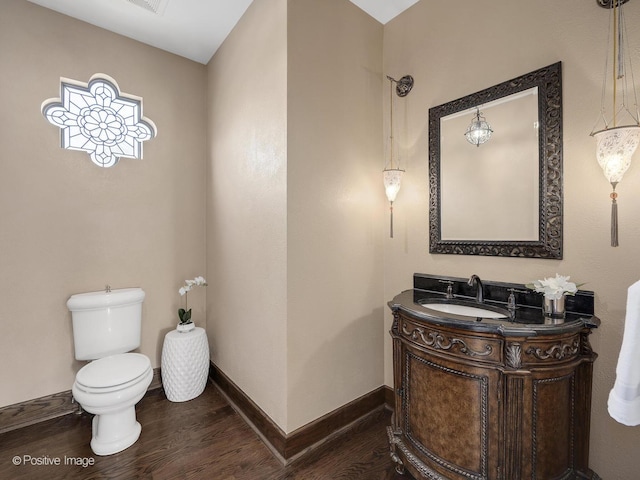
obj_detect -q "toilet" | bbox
[67,287,152,456]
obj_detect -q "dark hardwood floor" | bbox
[0,382,410,479]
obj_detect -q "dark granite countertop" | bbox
[388,274,600,337]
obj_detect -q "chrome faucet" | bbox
[468,275,484,304]
[438,280,454,299]
[507,290,517,310]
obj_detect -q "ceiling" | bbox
[26,0,420,65]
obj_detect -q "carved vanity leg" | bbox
[387,426,405,474]
[388,314,406,474]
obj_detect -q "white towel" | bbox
[608,279,640,426]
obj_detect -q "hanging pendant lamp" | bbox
[383,75,413,238]
[590,0,640,247]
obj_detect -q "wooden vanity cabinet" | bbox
[388,310,600,480]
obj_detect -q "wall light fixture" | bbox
[383,74,413,238]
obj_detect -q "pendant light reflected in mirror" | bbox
[464,107,493,147]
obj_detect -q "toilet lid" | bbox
[76,353,151,389]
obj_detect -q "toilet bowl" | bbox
[67,287,150,456]
[72,353,153,456]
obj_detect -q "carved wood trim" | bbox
[388,426,449,480]
[401,321,497,360]
[580,329,597,358]
[505,342,522,369]
[428,62,563,258]
[388,426,406,475]
[525,339,580,362]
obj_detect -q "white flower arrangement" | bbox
[526,274,583,300]
[178,276,207,325]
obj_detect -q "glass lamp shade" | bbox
[465,114,493,146]
[383,168,404,202]
[593,125,640,183]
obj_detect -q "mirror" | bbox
[428,62,563,258]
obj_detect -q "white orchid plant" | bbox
[178,276,207,325]
[526,274,584,300]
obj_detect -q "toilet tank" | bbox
[67,287,146,360]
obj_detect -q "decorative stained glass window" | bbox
[42,74,157,168]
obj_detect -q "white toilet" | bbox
[67,287,153,456]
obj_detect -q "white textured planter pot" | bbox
[161,327,209,402]
[176,322,195,333]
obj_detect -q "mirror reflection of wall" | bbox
[440,88,540,241]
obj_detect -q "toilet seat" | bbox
[75,353,151,394]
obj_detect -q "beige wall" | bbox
[206,0,289,428]
[0,0,206,407]
[206,0,383,433]
[287,0,384,431]
[383,0,640,478]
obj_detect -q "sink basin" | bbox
[420,302,508,319]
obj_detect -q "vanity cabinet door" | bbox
[398,344,501,480]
